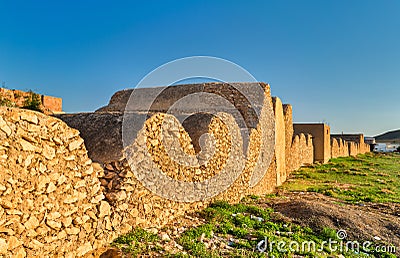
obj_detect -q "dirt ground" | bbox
[260,191,400,255]
[93,191,400,257]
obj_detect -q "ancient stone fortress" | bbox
[0,82,370,256]
[0,88,62,115]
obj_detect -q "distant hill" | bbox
[375,129,400,143]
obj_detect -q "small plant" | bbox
[249,194,260,200]
[0,96,16,107]
[178,224,216,257]
[23,91,42,112]
[14,92,21,99]
[112,227,161,255]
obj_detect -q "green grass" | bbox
[176,224,218,258]
[112,201,396,257]
[111,227,161,256]
[112,153,399,257]
[172,201,392,257]
[283,153,400,203]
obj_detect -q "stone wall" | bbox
[54,113,124,163]
[288,135,300,172]
[0,88,27,107]
[282,104,294,173]
[286,133,314,172]
[360,143,371,154]
[0,82,372,256]
[300,133,314,166]
[96,82,269,131]
[348,141,359,156]
[58,82,278,229]
[331,134,365,145]
[272,97,286,186]
[0,88,62,114]
[41,95,63,113]
[331,134,371,157]
[281,104,313,172]
[0,107,118,257]
[294,123,331,163]
[331,138,341,158]
[339,138,350,157]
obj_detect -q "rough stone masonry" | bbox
[0,107,121,257]
[0,82,371,256]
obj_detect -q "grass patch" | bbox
[283,153,400,203]
[171,201,392,257]
[113,200,396,257]
[113,153,399,257]
[111,227,161,255]
[177,224,218,257]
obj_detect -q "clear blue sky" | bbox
[1,0,399,136]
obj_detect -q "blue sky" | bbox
[0,0,399,136]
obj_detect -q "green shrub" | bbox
[23,91,42,112]
[0,96,16,107]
